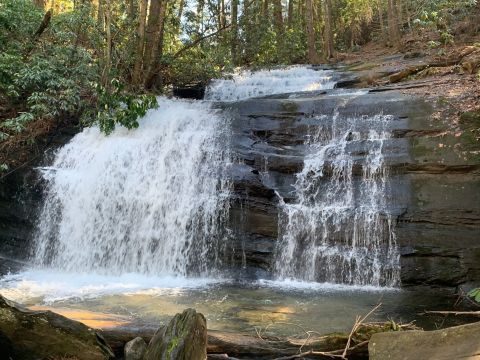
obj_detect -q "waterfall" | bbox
[30,66,399,287]
[33,98,231,277]
[274,111,400,287]
[205,66,335,101]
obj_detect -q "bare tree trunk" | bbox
[177,0,185,19]
[288,0,294,28]
[128,0,136,20]
[173,0,186,37]
[144,1,168,89]
[97,0,104,29]
[378,0,385,44]
[132,0,147,86]
[305,0,319,64]
[144,0,161,68]
[102,0,112,89]
[323,0,334,60]
[396,0,403,30]
[387,0,400,46]
[231,0,239,65]
[263,0,269,17]
[219,0,226,29]
[273,0,284,60]
[196,0,205,32]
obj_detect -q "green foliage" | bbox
[439,31,454,45]
[467,288,480,303]
[85,80,158,135]
[0,0,156,139]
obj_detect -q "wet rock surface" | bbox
[0,295,114,360]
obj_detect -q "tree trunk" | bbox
[132,0,147,86]
[102,0,112,89]
[219,0,226,30]
[263,0,269,17]
[305,0,319,63]
[396,0,403,30]
[387,0,400,46]
[173,0,186,37]
[128,0,136,20]
[323,0,334,60]
[273,0,284,60]
[378,0,385,44]
[97,0,104,29]
[144,1,168,89]
[144,0,162,69]
[177,0,185,19]
[231,0,239,65]
[288,0,294,28]
[196,0,205,33]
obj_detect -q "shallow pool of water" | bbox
[0,269,459,337]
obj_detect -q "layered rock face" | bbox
[225,89,480,287]
[0,86,478,288]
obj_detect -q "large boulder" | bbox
[124,336,147,360]
[369,320,480,360]
[144,308,207,360]
[0,295,114,360]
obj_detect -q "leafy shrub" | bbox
[0,0,157,139]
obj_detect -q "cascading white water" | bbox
[274,112,400,287]
[205,66,335,101]
[2,65,401,304]
[33,98,231,277]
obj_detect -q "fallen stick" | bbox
[423,310,480,316]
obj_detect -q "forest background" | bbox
[0,0,479,171]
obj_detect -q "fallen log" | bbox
[389,64,429,83]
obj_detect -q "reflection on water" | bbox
[0,270,459,337]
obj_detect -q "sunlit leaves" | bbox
[467,288,480,303]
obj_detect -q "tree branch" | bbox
[173,24,232,59]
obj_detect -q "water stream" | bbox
[274,111,400,287]
[32,98,231,277]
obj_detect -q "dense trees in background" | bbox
[0,0,478,148]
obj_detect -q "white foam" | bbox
[0,269,220,304]
[33,97,231,277]
[256,279,398,292]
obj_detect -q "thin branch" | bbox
[423,311,480,316]
[342,303,382,358]
[173,24,232,59]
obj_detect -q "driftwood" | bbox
[102,304,421,360]
[423,310,480,316]
[389,64,429,83]
[389,45,480,83]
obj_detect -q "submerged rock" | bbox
[0,295,114,360]
[125,336,147,360]
[369,320,480,360]
[144,308,207,360]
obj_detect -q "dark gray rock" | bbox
[0,295,114,360]
[144,308,207,360]
[124,336,147,360]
